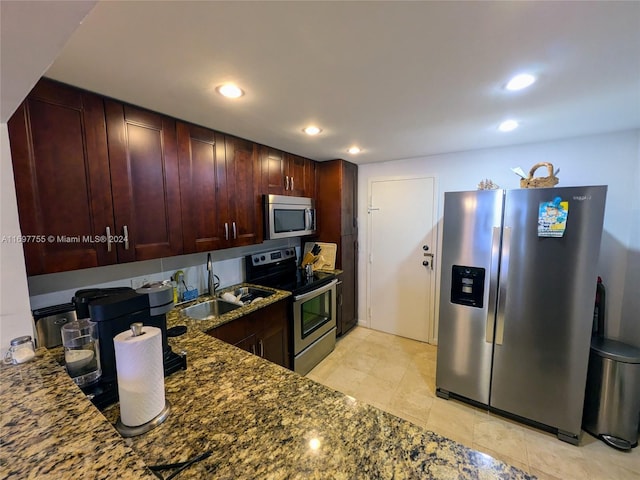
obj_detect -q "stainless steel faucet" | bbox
[207,253,219,296]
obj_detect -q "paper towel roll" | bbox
[114,326,165,427]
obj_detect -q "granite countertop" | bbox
[1,283,535,479]
[0,350,155,479]
[169,283,291,332]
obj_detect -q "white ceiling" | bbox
[5,1,640,165]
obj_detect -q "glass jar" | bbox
[61,319,102,386]
[4,335,36,365]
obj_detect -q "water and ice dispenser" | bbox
[450,266,486,308]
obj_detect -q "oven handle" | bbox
[293,278,338,302]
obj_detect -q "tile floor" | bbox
[306,326,640,480]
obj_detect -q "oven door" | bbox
[293,279,337,354]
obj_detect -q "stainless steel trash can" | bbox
[582,337,640,450]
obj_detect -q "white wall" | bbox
[0,123,34,351]
[357,130,640,347]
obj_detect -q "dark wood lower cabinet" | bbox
[207,300,290,369]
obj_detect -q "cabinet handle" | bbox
[106,226,112,253]
[232,221,237,239]
[123,225,129,250]
[250,344,256,355]
[290,177,294,191]
[258,339,264,358]
[224,222,229,240]
[285,176,289,190]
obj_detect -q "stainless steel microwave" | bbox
[264,194,316,240]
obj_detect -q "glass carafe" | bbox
[61,319,102,386]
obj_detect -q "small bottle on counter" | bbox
[4,336,36,365]
[171,279,179,304]
[175,271,186,302]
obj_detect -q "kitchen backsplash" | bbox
[28,238,300,310]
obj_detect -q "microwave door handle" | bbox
[306,208,314,230]
[294,279,338,302]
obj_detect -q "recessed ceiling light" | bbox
[303,126,322,136]
[216,84,244,98]
[505,73,536,91]
[347,146,361,154]
[498,119,519,132]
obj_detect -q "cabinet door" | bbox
[209,316,249,346]
[177,122,226,252]
[304,158,316,198]
[341,160,358,236]
[339,233,358,335]
[224,136,262,246]
[315,160,343,242]
[236,334,258,355]
[106,101,183,262]
[7,79,116,275]
[285,153,307,196]
[260,146,286,195]
[259,301,290,369]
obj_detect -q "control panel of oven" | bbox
[249,248,296,266]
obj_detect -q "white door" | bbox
[368,177,437,342]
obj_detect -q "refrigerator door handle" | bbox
[486,227,501,343]
[495,226,512,345]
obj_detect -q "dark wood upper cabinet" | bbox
[8,78,313,275]
[341,160,357,236]
[177,122,226,252]
[223,135,262,247]
[286,153,316,198]
[260,146,286,194]
[7,79,117,275]
[260,146,316,197]
[178,126,261,252]
[105,100,183,262]
[285,153,306,196]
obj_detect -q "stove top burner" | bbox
[245,248,336,295]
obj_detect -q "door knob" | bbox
[423,245,429,251]
[423,260,429,266]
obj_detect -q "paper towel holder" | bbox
[115,322,171,438]
[116,401,171,437]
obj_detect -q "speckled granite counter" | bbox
[0,350,155,479]
[1,286,535,479]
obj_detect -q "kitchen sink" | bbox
[181,299,242,320]
[225,286,275,305]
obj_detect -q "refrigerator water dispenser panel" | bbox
[451,266,485,308]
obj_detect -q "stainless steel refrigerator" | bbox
[435,185,607,444]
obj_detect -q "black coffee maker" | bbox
[72,284,187,409]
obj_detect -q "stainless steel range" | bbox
[245,248,337,375]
